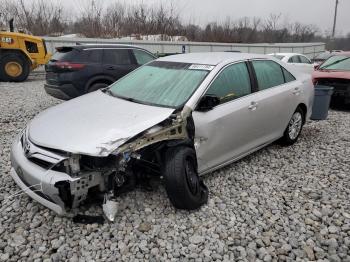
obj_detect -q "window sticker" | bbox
[188,64,215,71]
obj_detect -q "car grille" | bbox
[27,157,53,169]
[21,133,66,170]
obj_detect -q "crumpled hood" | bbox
[28,91,175,156]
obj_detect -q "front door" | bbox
[193,62,261,173]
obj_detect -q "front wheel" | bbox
[280,108,304,146]
[163,146,208,210]
[0,54,30,82]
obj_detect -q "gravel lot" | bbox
[0,77,349,262]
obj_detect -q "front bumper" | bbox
[10,134,75,215]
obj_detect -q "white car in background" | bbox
[268,53,315,74]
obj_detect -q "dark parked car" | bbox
[44,44,156,100]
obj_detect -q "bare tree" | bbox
[0,0,330,45]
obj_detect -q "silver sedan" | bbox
[10,52,314,216]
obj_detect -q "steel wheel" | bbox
[288,111,302,140]
[163,146,208,210]
[5,61,23,77]
[185,157,199,195]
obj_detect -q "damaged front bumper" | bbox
[10,134,102,215]
[9,110,192,216]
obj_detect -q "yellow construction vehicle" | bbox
[0,19,51,81]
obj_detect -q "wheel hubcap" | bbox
[185,158,199,195]
[5,62,22,77]
[288,112,302,140]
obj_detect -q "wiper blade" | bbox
[120,96,150,105]
[107,92,147,105]
[103,88,114,96]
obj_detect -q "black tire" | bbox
[280,107,304,146]
[87,82,109,93]
[163,146,208,210]
[330,96,345,108]
[0,53,30,82]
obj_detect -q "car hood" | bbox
[312,70,350,80]
[28,91,175,156]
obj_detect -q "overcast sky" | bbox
[64,0,350,36]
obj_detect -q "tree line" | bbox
[0,0,348,49]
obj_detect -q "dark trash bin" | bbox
[311,85,334,120]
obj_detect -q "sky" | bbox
[63,0,350,36]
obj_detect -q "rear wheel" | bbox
[87,82,109,93]
[163,146,208,210]
[0,53,30,82]
[280,107,304,146]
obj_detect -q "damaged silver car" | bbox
[10,53,314,217]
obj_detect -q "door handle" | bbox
[106,66,116,70]
[293,87,301,95]
[248,101,258,110]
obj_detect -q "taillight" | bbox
[54,62,85,70]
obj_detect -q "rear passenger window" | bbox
[103,49,131,65]
[282,67,296,83]
[81,50,102,63]
[288,56,300,63]
[252,60,285,90]
[133,49,155,65]
[299,56,311,64]
[206,62,251,104]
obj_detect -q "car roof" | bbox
[270,53,306,57]
[336,51,350,57]
[157,52,269,65]
[60,44,146,50]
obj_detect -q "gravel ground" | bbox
[0,78,350,262]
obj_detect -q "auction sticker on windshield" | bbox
[188,64,215,71]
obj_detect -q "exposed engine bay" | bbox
[18,108,196,221]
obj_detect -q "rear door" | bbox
[102,48,138,81]
[249,59,300,141]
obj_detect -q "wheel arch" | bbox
[297,103,307,124]
[84,75,115,92]
[0,48,32,66]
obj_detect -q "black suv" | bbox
[44,44,156,100]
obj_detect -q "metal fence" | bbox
[43,37,326,58]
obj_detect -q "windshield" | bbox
[319,55,350,71]
[273,55,285,60]
[108,61,211,108]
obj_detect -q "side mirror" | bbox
[313,64,319,70]
[196,95,220,112]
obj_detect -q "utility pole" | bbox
[332,0,339,38]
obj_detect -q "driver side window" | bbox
[206,62,252,104]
